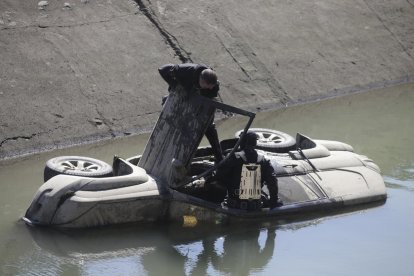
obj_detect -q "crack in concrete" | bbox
[0,134,37,147]
[133,0,290,105]
[133,0,192,63]
[363,0,413,60]
[216,34,251,81]
[92,104,116,137]
[0,125,64,148]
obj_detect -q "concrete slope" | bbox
[146,0,414,103]
[0,0,413,159]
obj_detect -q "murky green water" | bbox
[1,83,413,275]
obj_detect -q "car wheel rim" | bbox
[256,132,284,145]
[59,160,100,172]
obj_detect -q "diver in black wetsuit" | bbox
[217,132,282,209]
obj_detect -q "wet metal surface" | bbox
[1,83,414,275]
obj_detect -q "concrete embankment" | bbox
[1,0,413,159]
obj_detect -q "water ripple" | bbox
[383,175,414,192]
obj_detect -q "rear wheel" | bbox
[235,128,296,152]
[44,156,113,182]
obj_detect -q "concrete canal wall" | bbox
[1,0,413,159]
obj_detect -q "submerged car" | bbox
[23,86,387,228]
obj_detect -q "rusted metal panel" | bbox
[138,85,216,188]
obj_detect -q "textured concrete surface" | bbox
[1,0,413,159]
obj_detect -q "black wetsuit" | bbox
[158,63,223,162]
[217,147,279,208]
[158,63,219,98]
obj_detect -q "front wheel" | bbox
[235,128,296,152]
[44,156,113,182]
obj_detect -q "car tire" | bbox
[44,156,113,182]
[235,128,296,152]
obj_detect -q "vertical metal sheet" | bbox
[138,85,216,189]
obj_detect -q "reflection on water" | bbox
[12,205,387,276]
[26,217,368,276]
[20,223,279,276]
[1,83,414,275]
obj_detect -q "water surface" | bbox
[1,83,413,275]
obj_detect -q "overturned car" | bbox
[23,86,387,228]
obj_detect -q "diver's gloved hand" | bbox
[190,177,206,188]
